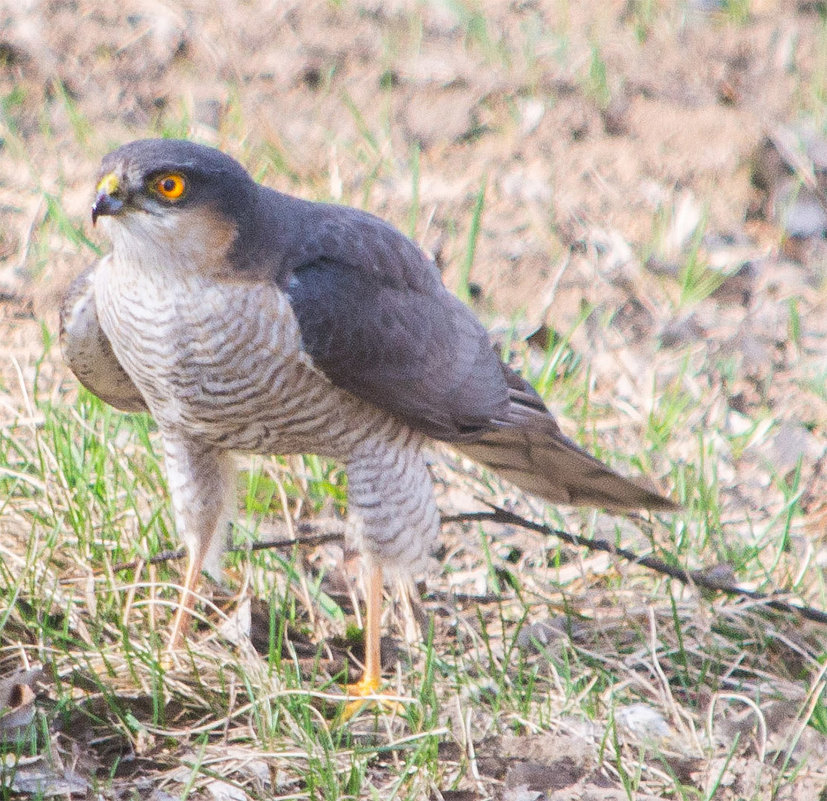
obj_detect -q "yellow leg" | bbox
[166,548,203,653]
[340,558,409,719]
[349,559,383,696]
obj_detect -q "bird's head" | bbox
[92,139,257,272]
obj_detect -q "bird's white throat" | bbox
[99,212,234,279]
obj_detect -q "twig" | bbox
[100,505,827,626]
[768,125,827,212]
[444,505,827,625]
[108,528,344,574]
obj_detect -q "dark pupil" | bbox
[162,178,175,192]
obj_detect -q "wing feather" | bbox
[60,262,148,413]
[257,189,676,510]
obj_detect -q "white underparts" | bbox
[93,241,439,576]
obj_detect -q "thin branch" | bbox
[444,505,827,625]
[108,527,344,574]
[100,504,827,626]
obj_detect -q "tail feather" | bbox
[456,422,677,512]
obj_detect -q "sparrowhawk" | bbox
[60,139,676,696]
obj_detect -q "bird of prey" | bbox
[60,139,676,697]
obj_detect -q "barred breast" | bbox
[92,256,440,570]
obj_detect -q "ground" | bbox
[0,1,826,799]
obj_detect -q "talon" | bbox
[346,674,382,699]
[341,676,404,721]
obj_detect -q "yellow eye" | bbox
[153,173,186,200]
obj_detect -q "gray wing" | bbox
[280,202,676,511]
[287,254,515,442]
[60,261,149,413]
[269,196,516,442]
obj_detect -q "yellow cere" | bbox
[154,173,186,200]
[96,173,120,195]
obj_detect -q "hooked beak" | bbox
[92,172,124,225]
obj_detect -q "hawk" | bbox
[60,139,675,696]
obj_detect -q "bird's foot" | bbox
[347,673,382,698]
[341,674,404,720]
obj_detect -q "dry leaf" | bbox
[4,758,88,797]
[206,778,248,801]
[0,669,42,741]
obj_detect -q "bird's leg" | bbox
[340,433,438,717]
[166,544,205,652]
[342,558,404,720]
[161,436,236,652]
[349,558,383,696]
